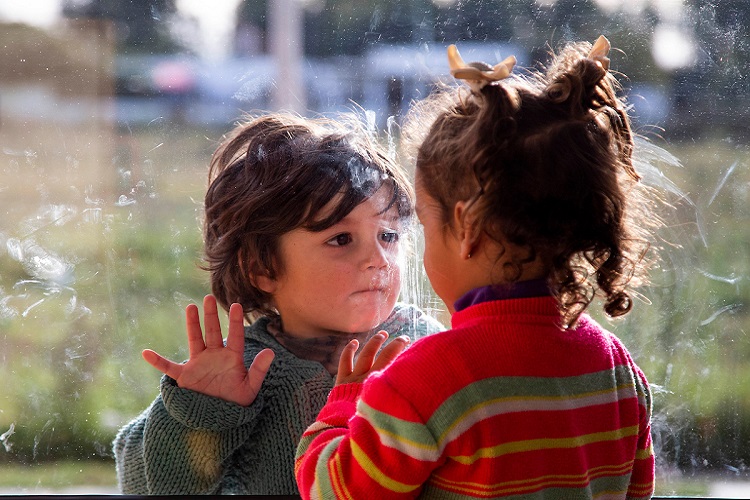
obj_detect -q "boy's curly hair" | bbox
[203,113,413,321]
[404,40,653,328]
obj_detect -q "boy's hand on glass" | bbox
[335,331,409,386]
[141,294,275,406]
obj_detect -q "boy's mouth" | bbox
[353,287,387,295]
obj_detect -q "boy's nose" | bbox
[363,240,390,270]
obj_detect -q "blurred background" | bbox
[0,0,748,495]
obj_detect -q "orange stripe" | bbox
[430,461,634,496]
[328,452,355,500]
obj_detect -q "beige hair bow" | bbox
[447,44,517,94]
[588,35,611,71]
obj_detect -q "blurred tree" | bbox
[304,0,400,57]
[229,0,661,63]
[665,0,750,137]
[233,0,532,57]
[362,0,436,45]
[62,0,183,54]
[236,0,268,54]
[527,0,610,47]
[685,0,750,90]
[432,0,513,44]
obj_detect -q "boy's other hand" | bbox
[142,294,275,406]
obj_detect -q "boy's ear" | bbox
[253,273,277,294]
[454,200,481,260]
[243,257,277,294]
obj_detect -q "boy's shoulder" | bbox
[380,303,445,340]
[244,317,299,361]
[245,317,277,347]
[243,316,332,383]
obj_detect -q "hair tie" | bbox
[447,44,516,94]
[588,35,611,71]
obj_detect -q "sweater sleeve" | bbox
[295,373,440,500]
[113,375,264,495]
[627,369,655,499]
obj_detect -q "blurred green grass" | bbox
[0,459,116,491]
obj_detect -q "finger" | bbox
[335,339,359,385]
[370,335,410,372]
[202,295,224,349]
[251,348,275,374]
[352,332,388,377]
[225,303,246,354]
[339,339,360,375]
[185,303,206,357]
[244,348,275,400]
[142,349,183,380]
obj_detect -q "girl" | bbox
[295,36,655,499]
[113,113,444,495]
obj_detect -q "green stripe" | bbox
[296,434,317,461]
[429,367,638,441]
[312,436,345,500]
[589,469,632,497]
[358,400,438,450]
[356,366,644,464]
[634,373,651,409]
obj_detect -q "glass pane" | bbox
[0,0,748,496]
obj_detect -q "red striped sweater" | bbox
[295,296,654,499]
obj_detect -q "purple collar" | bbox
[454,279,552,312]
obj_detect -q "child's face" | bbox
[266,186,403,338]
[414,173,464,312]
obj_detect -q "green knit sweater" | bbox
[113,303,444,495]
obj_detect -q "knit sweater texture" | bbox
[295,296,655,499]
[113,303,444,495]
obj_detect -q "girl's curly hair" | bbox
[404,40,653,328]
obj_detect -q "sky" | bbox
[0,0,62,27]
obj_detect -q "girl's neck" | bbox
[267,318,376,376]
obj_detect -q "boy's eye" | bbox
[380,231,399,244]
[327,233,353,247]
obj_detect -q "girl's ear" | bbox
[454,200,481,260]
